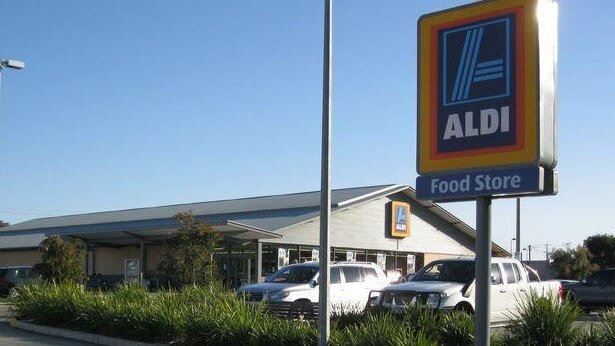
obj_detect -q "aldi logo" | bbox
[438,14,517,154]
[442,16,512,106]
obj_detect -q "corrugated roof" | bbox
[0,184,509,257]
[0,184,400,235]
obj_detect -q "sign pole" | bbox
[318,0,332,345]
[475,196,492,346]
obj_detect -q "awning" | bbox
[58,220,281,247]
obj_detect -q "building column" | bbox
[85,242,90,277]
[256,241,262,281]
[140,240,145,284]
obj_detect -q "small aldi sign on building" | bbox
[390,201,411,238]
[416,0,558,201]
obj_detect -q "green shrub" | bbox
[21,282,596,346]
[499,292,581,345]
[594,307,615,345]
[330,312,436,346]
[11,282,89,327]
[400,305,441,340]
[39,235,86,284]
[437,311,474,346]
[574,327,606,346]
[158,212,222,288]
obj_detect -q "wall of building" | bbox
[92,246,141,275]
[424,252,469,265]
[265,194,475,257]
[0,249,41,266]
[89,245,167,276]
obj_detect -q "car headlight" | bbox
[425,293,441,308]
[265,291,290,301]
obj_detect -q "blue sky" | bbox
[0,0,613,259]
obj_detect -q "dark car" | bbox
[564,268,615,311]
[0,266,40,297]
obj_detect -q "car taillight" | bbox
[0,278,7,286]
[558,283,564,300]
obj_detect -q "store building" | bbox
[0,184,508,287]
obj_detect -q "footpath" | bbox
[0,303,160,346]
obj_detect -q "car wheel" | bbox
[454,303,474,315]
[291,300,314,320]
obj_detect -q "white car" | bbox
[371,257,562,324]
[236,261,388,317]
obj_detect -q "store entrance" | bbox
[217,253,256,288]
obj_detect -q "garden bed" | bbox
[9,283,615,345]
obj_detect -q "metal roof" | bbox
[0,185,402,246]
[0,184,508,256]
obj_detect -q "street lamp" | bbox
[0,58,25,120]
[0,60,25,70]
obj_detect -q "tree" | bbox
[158,211,222,288]
[584,233,615,269]
[549,245,599,280]
[39,235,86,283]
[0,220,9,228]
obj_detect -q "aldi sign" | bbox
[416,0,558,200]
[439,15,515,153]
[390,201,410,238]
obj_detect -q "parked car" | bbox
[369,257,563,324]
[236,261,389,318]
[564,268,615,311]
[0,265,41,297]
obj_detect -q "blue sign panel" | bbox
[395,206,407,232]
[416,167,544,201]
[438,14,517,154]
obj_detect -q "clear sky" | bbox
[0,0,613,259]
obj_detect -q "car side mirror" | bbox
[310,278,319,287]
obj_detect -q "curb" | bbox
[8,318,166,346]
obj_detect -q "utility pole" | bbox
[544,243,550,260]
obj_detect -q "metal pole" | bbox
[140,239,145,285]
[318,0,332,344]
[515,198,521,260]
[256,241,263,281]
[510,238,515,257]
[475,196,492,346]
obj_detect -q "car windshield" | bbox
[265,265,319,284]
[412,261,475,284]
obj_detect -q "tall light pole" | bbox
[0,58,24,228]
[318,1,332,345]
